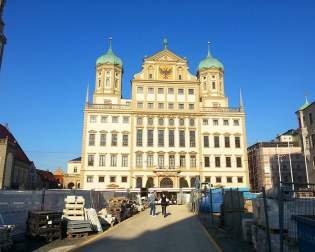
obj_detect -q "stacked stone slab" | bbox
[63,196,85,220]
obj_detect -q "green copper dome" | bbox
[299,97,310,110]
[96,38,123,66]
[198,42,223,70]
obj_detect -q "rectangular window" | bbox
[158,88,164,94]
[148,87,154,94]
[99,154,106,166]
[147,130,154,147]
[121,176,128,183]
[169,155,175,168]
[137,117,143,125]
[190,155,196,168]
[309,113,313,124]
[101,116,108,123]
[158,130,164,147]
[179,130,185,147]
[136,154,143,167]
[215,156,221,167]
[168,88,174,94]
[178,88,184,95]
[87,175,93,183]
[137,102,143,109]
[169,130,175,147]
[227,177,233,183]
[158,103,164,109]
[148,117,154,125]
[168,103,174,109]
[88,154,94,166]
[90,115,97,123]
[89,133,95,146]
[137,86,143,93]
[204,156,210,167]
[188,89,194,95]
[180,155,186,167]
[236,157,242,167]
[233,119,239,126]
[112,116,118,123]
[237,177,243,183]
[136,129,143,146]
[226,157,231,168]
[179,104,184,110]
[214,136,220,148]
[99,176,105,183]
[190,131,196,147]
[203,136,209,147]
[100,133,106,146]
[147,155,154,167]
[111,133,117,146]
[203,119,208,125]
[213,119,219,126]
[148,103,154,109]
[235,136,241,148]
[158,155,164,168]
[225,136,230,148]
[123,116,129,123]
[189,104,194,110]
[73,167,77,173]
[223,119,229,126]
[205,177,211,183]
[122,155,128,167]
[216,177,221,183]
[110,176,116,183]
[110,155,117,167]
[122,134,129,146]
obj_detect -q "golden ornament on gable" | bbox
[159,66,173,79]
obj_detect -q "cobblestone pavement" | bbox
[75,205,221,252]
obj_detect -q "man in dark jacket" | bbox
[160,192,168,217]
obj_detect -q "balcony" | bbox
[86,103,131,110]
[200,107,241,113]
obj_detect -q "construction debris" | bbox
[0,225,14,251]
[63,196,85,220]
[85,208,102,232]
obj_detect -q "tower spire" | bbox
[207,41,212,58]
[240,88,244,111]
[163,38,168,49]
[107,37,113,53]
[85,83,89,104]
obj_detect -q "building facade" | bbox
[0,0,6,70]
[296,99,315,183]
[80,39,249,190]
[64,157,81,189]
[248,131,307,190]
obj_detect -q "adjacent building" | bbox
[80,39,249,190]
[64,157,81,189]
[248,130,307,190]
[0,0,6,70]
[296,99,315,183]
[0,124,33,189]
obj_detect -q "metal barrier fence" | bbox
[191,183,315,252]
[0,189,135,241]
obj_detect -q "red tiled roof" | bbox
[0,124,31,164]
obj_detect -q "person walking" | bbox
[148,191,156,217]
[160,192,169,218]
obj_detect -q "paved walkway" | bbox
[75,205,221,252]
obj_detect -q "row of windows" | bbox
[203,135,241,148]
[89,115,240,127]
[204,156,243,168]
[88,133,129,147]
[86,175,127,183]
[87,153,243,168]
[136,102,195,110]
[137,87,195,95]
[204,176,243,184]
[136,129,196,147]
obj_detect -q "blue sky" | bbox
[1,0,314,171]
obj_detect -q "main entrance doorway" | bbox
[160,177,173,188]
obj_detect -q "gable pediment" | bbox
[145,49,186,63]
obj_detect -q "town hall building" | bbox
[80,38,249,190]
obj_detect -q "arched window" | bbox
[136,177,142,188]
[160,177,173,188]
[145,177,154,188]
[179,177,189,188]
[190,177,196,188]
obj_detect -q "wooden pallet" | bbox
[67,232,88,239]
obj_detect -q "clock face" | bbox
[159,66,173,79]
